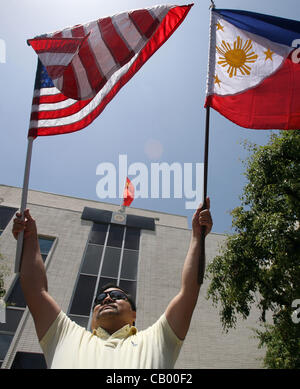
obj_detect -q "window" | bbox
[124,227,140,250]
[11,352,46,369]
[121,250,139,280]
[89,222,107,245]
[106,224,124,248]
[0,206,17,235]
[101,247,121,278]
[39,237,55,262]
[68,223,140,329]
[69,275,97,317]
[81,245,103,275]
[0,236,54,368]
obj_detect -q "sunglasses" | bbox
[94,290,128,306]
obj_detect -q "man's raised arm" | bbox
[12,209,60,340]
[165,198,213,340]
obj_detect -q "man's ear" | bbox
[132,310,136,324]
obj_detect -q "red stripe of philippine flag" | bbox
[205,9,300,130]
[27,4,193,137]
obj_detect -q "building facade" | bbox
[0,185,265,369]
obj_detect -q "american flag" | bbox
[28,4,193,137]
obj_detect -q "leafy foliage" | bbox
[0,252,5,299]
[206,131,300,368]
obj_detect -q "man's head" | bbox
[91,283,136,334]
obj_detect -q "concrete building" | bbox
[0,185,264,369]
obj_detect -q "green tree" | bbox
[0,252,6,299]
[206,130,300,369]
[0,253,5,300]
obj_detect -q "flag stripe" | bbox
[33,88,60,97]
[87,20,117,77]
[31,99,91,120]
[31,88,84,110]
[113,12,144,52]
[71,25,106,95]
[98,17,135,66]
[43,65,67,80]
[28,38,82,54]
[52,31,63,38]
[38,51,75,66]
[129,9,159,39]
[32,92,68,105]
[62,62,81,100]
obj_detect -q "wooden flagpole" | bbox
[198,1,215,284]
[14,136,35,273]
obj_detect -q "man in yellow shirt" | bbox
[12,199,212,369]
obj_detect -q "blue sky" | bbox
[1,0,299,234]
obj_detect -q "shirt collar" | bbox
[93,324,137,340]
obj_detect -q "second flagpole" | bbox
[198,1,215,284]
[198,106,210,285]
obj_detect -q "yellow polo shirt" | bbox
[40,311,183,369]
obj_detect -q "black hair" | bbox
[94,283,136,312]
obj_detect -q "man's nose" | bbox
[102,294,113,304]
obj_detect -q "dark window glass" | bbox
[6,278,25,308]
[69,222,140,326]
[69,275,97,316]
[0,334,14,360]
[97,277,118,294]
[121,250,139,280]
[124,227,140,250]
[0,233,54,365]
[5,238,54,309]
[89,223,107,245]
[0,309,24,333]
[107,224,124,248]
[11,352,47,369]
[39,237,54,255]
[81,245,103,275]
[101,247,121,278]
[119,280,136,302]
[39,237,54,263]
[0,206,17,230]
[41,254,47,262]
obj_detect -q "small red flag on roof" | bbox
[122,177,134,207]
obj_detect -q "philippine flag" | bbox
[205,9,300,130]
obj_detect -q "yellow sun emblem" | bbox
[216,36,258,78]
